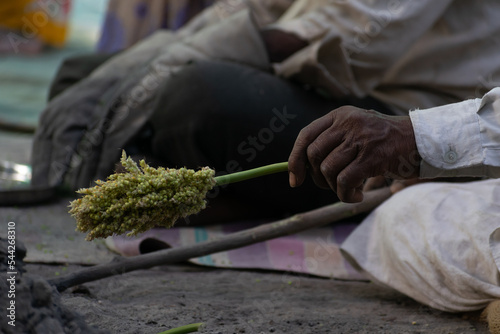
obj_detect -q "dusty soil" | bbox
[25,262,489,334]
[0,239,105,334]
[0,130,492,334]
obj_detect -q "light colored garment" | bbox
[410,87,500,178]
[271,0,500,114]
[342,87,500,312]
[96,0,295,53]
[96,0,500,115]
[341,179,500,312]
[276,5,500,311]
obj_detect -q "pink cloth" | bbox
[106,221,366,280]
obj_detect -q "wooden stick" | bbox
[50,187,392,292]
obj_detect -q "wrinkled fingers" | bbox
[288,114,334,187]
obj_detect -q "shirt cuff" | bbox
[409,98,484,178]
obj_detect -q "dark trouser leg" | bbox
[48,53,117,101]
[147,60,391,221]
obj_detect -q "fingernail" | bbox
[289,172,297,187]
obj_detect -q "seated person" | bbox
[289,86,500,315]
[32,0,500,222]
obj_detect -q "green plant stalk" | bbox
[70,152,290,241]
[157,322,203,334]
[214,162,288,186]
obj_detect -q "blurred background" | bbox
[0,0,214,166]
[0,0,108,133]
[0,0,215,263]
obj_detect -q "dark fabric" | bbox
[145,60,391,215]
[48,53,117,101]
[32,50,158,189]
[43,55,392,217]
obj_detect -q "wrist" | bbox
[395,116,421,178]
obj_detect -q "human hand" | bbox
[288,106,421,203]
[260,29,308,63]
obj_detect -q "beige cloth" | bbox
[271,0,500,114]
[100,0,500,115]
[341,179,500,312]
[95,1,500,116]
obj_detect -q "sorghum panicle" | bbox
[69,151,216,241]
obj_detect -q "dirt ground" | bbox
[22,261,488,334]
[0,130,492,334]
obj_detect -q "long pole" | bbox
[50,187,391,292]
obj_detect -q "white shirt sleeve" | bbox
[410,87,500,178]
